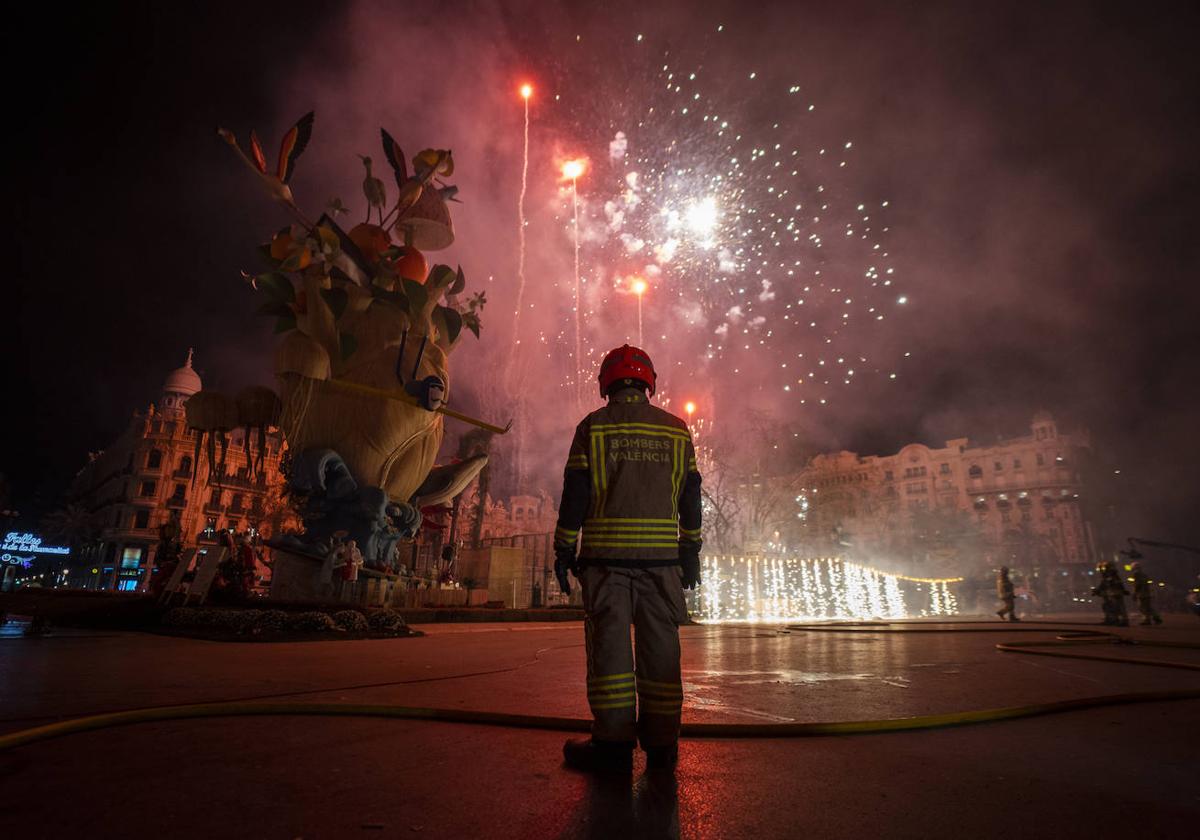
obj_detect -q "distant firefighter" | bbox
[995,566,1019,622]
[1130,562,1163,626]
[1092,560,1130,626]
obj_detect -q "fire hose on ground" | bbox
[2,621,1198,751]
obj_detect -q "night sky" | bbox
[9,1,1200,547]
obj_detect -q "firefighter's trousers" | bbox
[579,564,687,747]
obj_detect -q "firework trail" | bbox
[507,83,533,489]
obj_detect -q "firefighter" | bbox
[995,566,1019,622]
[1130,561,1163,626]
[1093,560,1129,626]
[554,344,702,773]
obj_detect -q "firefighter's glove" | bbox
[680,551,701,590]
[554,548,577,595]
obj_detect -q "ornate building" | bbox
[786,412,1097,576]
[67,352,292,591]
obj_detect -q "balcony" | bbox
[166,496,187,510]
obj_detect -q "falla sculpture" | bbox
[187,111,507,570]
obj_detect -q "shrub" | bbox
[162,607,197,627]
[287,610,337,632]
[332,610,368,632]
[253,609,289,634]
[228,609,263,633]
[368,608,407,633]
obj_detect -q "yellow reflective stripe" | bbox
[589,432,603,517]
[590,700,637,710]
[555,526,579,536]
[582,545,680,550]
[670,437,684,517]
[583,526,679,534]
[588,672,635,684]
[586,518,678,525]
[583,538,678,544]
[591,422,689,436]
[680,528,701,537]
[636,678,682,690]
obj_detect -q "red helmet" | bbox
[598,344,657,397]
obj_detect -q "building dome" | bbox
[163,348,202,397]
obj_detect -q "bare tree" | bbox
[698,436,742,553]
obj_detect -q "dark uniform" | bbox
[995,567,1019,622]
[1131,565,1162,625]
[554,346,702,773]
[1093,562,1129,626]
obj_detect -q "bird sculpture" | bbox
[380,128,425,222]
[217,112,314,220]
[358,155,387,224]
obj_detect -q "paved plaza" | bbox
[2,616,1199,838]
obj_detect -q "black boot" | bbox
[644,743,678,771]
[562,738,634,773]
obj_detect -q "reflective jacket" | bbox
[554,391,702,564]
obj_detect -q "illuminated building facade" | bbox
[788,412,1096,572]
[67,352,291,591]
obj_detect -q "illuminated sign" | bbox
[1,532,70,555]
[1,553,34,568]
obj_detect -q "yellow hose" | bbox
[3,621,1198,751]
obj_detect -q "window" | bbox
[1013,458,1021,469]
[968,465,982,478]
[884,470,893,481]
[139,480,156,497]
[135,509,150,529]
[994,461,1003,471]
[170,484,186,503]
[179,455,193,474]
[1036,453,1044,466]
[939,463,950,475]
[147,450,163,469]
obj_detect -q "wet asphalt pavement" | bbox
[2,616,1198,838]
